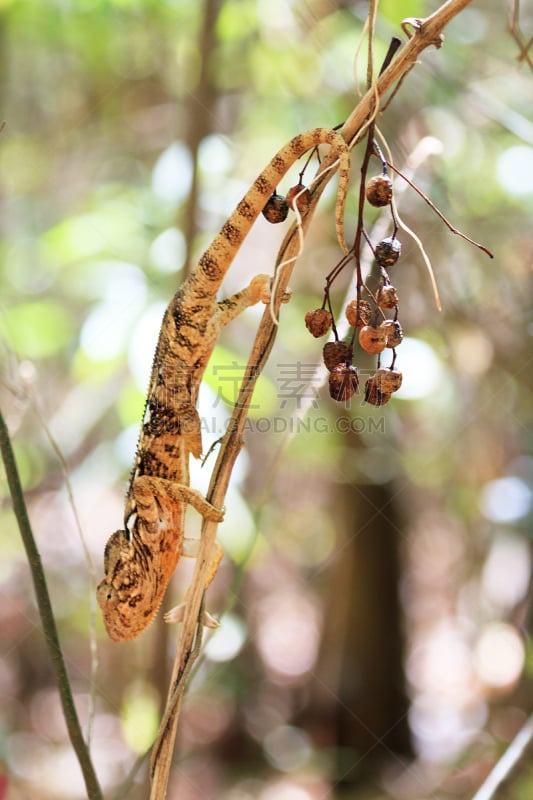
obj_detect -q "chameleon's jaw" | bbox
[96,580,125,641]
[96,577,159,642]
[97,528,159,641]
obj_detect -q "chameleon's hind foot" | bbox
[164,537,224,627]
[164,602,219,629]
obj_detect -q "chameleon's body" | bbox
[97,128,350,641]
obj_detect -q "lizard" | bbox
[96,127,351,641]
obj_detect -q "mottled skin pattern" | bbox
[97,128,350,641]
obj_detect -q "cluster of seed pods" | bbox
[261,129,492,413]
[305,172,404,407]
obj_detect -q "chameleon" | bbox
[96,127,351,641]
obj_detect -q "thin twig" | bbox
[31,402,100,746]
[366,0,378,89]
[508,0,533,69]
[150,594,206,772]
[471,713,533,800]
[0,410,103,800]
[387,160,494,258]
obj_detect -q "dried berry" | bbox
[329,364,359,402]
[375,236,401,268]
[345,299,372,328]
[286,183,311,212]
[373,368,403,394]
[304,308,332,338]
[358,325,387,355]
[364,376,392,406]
[378,285,399,309]
[380,319,403,348]
[262,192,289,223]
[365,174,393,207]
[323,341,352,371]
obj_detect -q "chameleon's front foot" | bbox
[250,273,291,306]
[133,475,225,524]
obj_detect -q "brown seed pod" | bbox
[329,364,359,402]
[375,236,401,268]
[323,341,352,371]
[380,319,403,348]
[286,183,311,212]
[262,192,289,223]
[378,285,399,309]
[365,174,393,207]
[364,376,392,406]
[358,325,387,355]
[373,368,403,394]
[304,308,333,338]
[345,299,372,328]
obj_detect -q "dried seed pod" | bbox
[329,364,359,402]
[373,368,403,394]
[378,285,399,309]
[262,192,289,223]
[365,174,393,207]
[364,376,392,406]
[304,308,333,338]
[375,236,401,268]
[345,299,372,328]
[380,319,403,348]
[323,341,352,371]
[358,325,387,355]
[286,183,311,212]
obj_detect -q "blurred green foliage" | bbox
[0,1,532,799]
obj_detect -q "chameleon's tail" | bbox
[195,127,350,291]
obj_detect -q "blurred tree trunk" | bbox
[310,472,412,787]
[183,0,224,275]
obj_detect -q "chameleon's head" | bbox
[96,529,159,642]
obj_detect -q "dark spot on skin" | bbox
[237,199,256,220]
[221,221,242,245]
[198,252,220,281]
[128,594,144,608]
[255,175,271,195]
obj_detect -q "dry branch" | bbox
[150,1,476,795]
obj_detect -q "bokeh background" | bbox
[0,1,532,798]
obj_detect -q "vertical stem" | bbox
[0,411,103,800]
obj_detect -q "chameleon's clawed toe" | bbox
[208,504,225,523]
[164,602,219,629]
[251,274,292,307]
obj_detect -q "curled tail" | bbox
[195,128,350,291]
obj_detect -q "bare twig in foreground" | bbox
[0,410,103,800]
[471,713,533,800]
